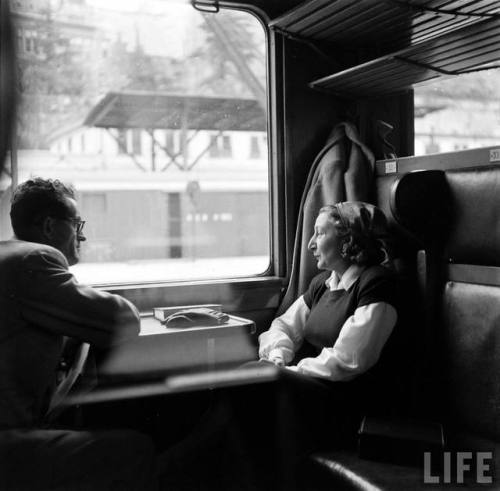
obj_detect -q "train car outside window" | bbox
[414,68,500,155]
[5,0,269,285]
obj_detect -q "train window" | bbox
[7,0,269,285]
[414,68,500,155]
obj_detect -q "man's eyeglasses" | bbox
[62,217,86,235]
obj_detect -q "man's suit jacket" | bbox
[0,240,140,429]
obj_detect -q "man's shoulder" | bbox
[0,240,67,267]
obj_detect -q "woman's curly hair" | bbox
[319,202,393,267]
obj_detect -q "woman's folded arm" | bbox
[258,295,310,365]
[288,302,397,380]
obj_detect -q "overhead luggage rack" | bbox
[309,15,500,97]
[269,0,500,53]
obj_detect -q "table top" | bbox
[139,313,256,336]
[64,313,266,407]
[95,313,258,380]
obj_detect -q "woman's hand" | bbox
[259,356,284,367]
[259,348,285,366]
[267,353,285,367]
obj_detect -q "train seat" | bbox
[305,165,500,490]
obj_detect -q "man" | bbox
[0,178,157,490]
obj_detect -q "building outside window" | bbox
[165,130,175,155]
[7,1,269,285]
[131,129,142,156]
[116,129,127,155]
[249,135,261,159]
[209,134,233,159]
[414,68,500,155]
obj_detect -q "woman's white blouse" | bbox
[258,266,397,381]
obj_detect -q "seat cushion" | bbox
[307,450,423,491]
[307,447,499,491]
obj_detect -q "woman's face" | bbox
[308,212,343,271]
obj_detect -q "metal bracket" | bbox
[396,56,500,77]
[395,56,457,76]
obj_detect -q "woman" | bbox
[259,201,398,382]
[257,201,404,450]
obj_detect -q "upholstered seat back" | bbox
[440,167,500,440]
[445,167,500,267]
[389,165,500,441]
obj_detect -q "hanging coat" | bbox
[278,122,375,314]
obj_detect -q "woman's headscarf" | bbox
[320,201,392,267]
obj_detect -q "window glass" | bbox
[414,68,500,155]
[7,0,269,285]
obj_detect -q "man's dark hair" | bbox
[10,178,76,239]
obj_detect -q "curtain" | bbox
[278,122,375,314]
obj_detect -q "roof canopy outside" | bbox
[84,91,267,132]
